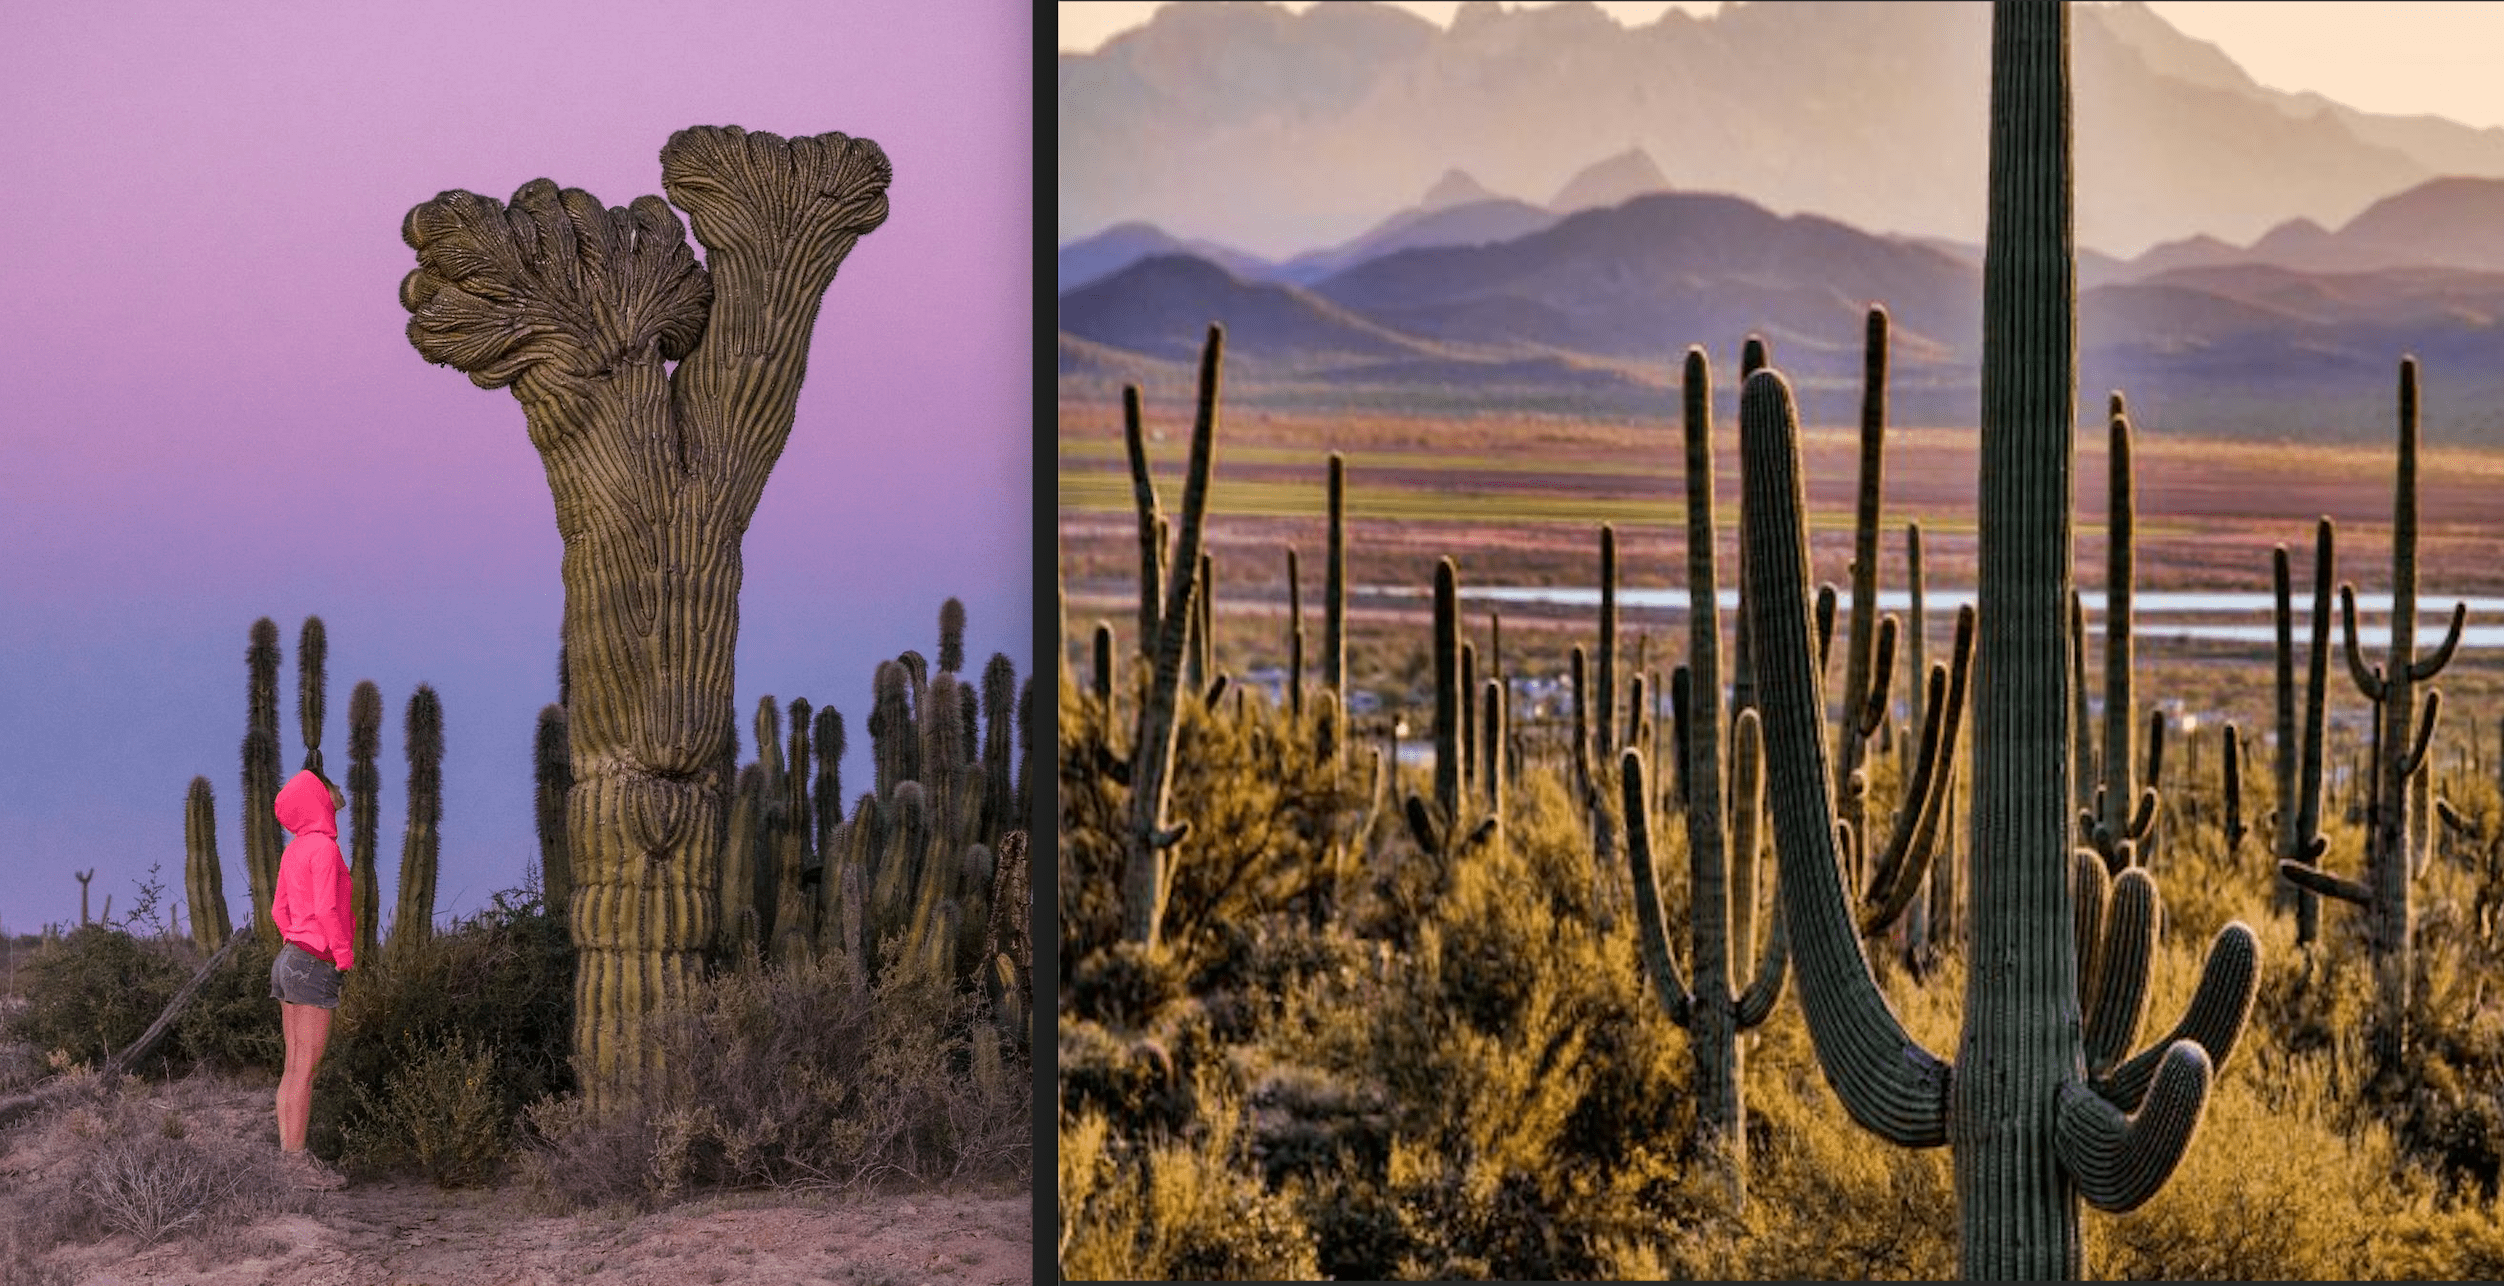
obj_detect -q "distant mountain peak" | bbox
[1549,147,1670,213]
[1420,168,1501,211]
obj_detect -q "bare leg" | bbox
[276,1001,333,1152]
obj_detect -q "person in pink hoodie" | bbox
[268,768,353,1190]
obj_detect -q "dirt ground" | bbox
[1,1075,1032,1286]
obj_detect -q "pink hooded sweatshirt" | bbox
[271,769,355,971]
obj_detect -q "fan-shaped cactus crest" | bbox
[399,124,891,1107]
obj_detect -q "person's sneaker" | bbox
[280,1149,346,1190]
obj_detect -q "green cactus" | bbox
[392,684,443,959]
[1092,623,1115,707]
[1286,546,1306,719]
[347,680,383,969]
[1403,557,1495,864]
[939,597,966,675]
[751,695,788,946]
[719,762,764,962]
[2221,721,2247,857]
[535,702,574,921]
[2084,396,2164,872]
[2268,522,2335,946]
[1597,524,1619,765]
[184,777,231,954]
[1832,306,1903,895]
[1740,7,2260,1275]
[1125,386,1166,666]
[241,618,285,944]
[2280,356,2468,1080]
[1121,327,1222,948]
[296,617,327,776]
[776,696,816,963]
[814,704,845,868]
[982,653,1016,840]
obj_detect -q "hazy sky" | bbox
[0,0,1031,940]
[1058,1,2504,131]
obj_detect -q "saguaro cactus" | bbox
[347,680,383,969]
[242,618,284,943]
[536,703,575,919]
[391,684,444,957]
[297,616,328,776]
[2271,522,2335,943]
[401,125,889,1101]
[1742,6,2259,1276]
[2085,396,2163,871]
[1122,327,1222,948]
[184,778,232,953]
[2280,356,2468,1079]
[1324,454,1348,725]
[1403,557,1495,863]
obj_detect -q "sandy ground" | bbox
[2,1074,1032,1286]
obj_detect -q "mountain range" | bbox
[1058,179,2504,445]
[1059,0,2504,262]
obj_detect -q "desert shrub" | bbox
[2,1076,301,1261]
[1058,1080,1321,1281]
[338,1028,506,1187]
[309,885,573,1168]
[170,930,282,1073]
[3,925,187,1073]
[515,941,1026,1212]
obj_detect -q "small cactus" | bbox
[391,684,443,957]
[347,680,384,967]
[297,616,328,776]
[184,777,232,953]
[535,703,573,920]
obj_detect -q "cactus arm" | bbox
[2222,724,2246,854]
[2074,851,2108,1018]
[2056,1042,2213,1213]
[2124,786,2160,850]
[1733,900,1790,1030]
[1624,751,1696,1026]
[1859,613,1899,739]
[1123,386,1164,658]
[2411,601,2466,683]
[1742,366,1951,1149]
[1862,664,1948,915]
[2141,707,2167,803]
[2093,921,2259,1113]
[2278,859,2370,906]
[1860,605,1974,934]
[1814,583,1839,676]
[2339,584,2388,704]
[1403,793,1444,857]
[2084,868,2158,1077]
[2401,689,2442,779]
[2070,588,2095,813]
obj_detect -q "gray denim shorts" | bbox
[270,941,343,1009]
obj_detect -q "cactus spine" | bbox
[2271,522,2335,943]
[2280,356,2468,1079]
[1122,327,1222,948]
[1742,7,2259,1275]
[242,618,284,944]
[347,680,383,968]
[392,684,442,958]
[184,777,232,953]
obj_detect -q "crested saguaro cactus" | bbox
[347,680,384,969]
[2280,356,2468,1079]
[400,125,890,1102]
[1743,6,2259,1276]
[1121,327,1223,948]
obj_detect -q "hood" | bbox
[274,769,339,840]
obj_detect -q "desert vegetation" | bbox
[1056,4,2504,1279]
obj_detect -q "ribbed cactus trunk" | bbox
[403,125,889,1106]
[1433,559,1461,827]
[184,778,231,954]
[1122,328,1222,948]
[1324,453,1347,727]
[720,763,763,961]
[242,618,284,945]
[1742,8,2259,1278]
[348,681,383,970]
[2088,398,2160,870]
[392,684,443,958]
[981,655,1015,840]
[776,697,816,963]
[1835,307,1892,883]
[2271,521,2334,943]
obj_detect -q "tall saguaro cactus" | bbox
[184,778,231,954]
[2271,521,2335,944]
[347,680,384,970]
[2280,356,2468,1080]
[297,616,328,776]
[2086,396,2163,870]
[1122,327,1223,948]
[242,618,284,943]
[392,684,444,958]
[400,125,890,1102]
[1743,7,2259,1277]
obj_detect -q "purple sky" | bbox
[0,0,1032,940]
